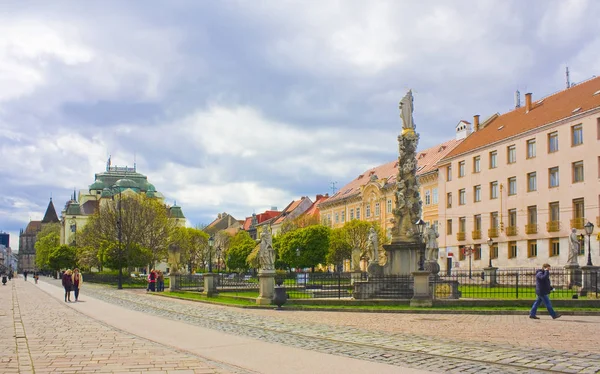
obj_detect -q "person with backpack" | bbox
[147,269,157,292]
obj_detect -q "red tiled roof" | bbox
[324,138,463,205]
[273,197,308,225]
[243,210,281,230]
[24,221,42,235]
[303,194,329,217]
[443,75,600,160]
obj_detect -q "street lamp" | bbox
[208,235,214,273]
[584,221,594,266]
[487,238,494,268]
[111,185,124,290]
[216,246,222,273]
[414,219,426,270]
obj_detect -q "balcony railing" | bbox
[488,228,499,238]
[547,221,561,232]
[506,226,518,236]
[570,217,585,230]
[472,230,482,240]
[456,232,466,241]
[525,224,538,234]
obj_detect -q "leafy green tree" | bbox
[226,231,256,272]
[342,220,385,261]
[171,227,209,272]
[34,223,61,270]
[141,197,177,268]
[48,245,77,271]
[326,227,352,268]
[278,225,330,270]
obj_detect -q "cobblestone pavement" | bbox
[0,278,250,374]
[43,279,600,374]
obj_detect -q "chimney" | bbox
[473,115,480,131]
[525,93,532,112]
[316,194,324,201]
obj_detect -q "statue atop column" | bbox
[567,228,580,265]
[424,226,439,262]
[391,89,422,243]
[259,227,275,271]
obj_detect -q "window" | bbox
[459,161,465,177]
[474,185,481,202]
[527,172,537,192]
[374,202,380,217]
[526,139,536,159]
[341,210,346,222]
[572,161,584,183]
[489,151,498,169]
[335,212,339,223]
[459,246,465,261]
[386,200,392,213]
[490,212,499,229]
[473,156,481,173]
[490,181,498,199]
[474,245,481,260]
[508,177,517,195]
[550,238,560,257]
[356,207,361,220]
[447,165,452,181]
[527,205,537,225]
[528,240,538,258]
[548,131,558,153]
[549,167,559,187]
[459,189,466,205]
[446,219,453,235]
[573,198,585,220]
[366,204,371,218]
[474,214,482,231]
[432,188,438,204]
[433,220,439,233]
[327,213,332,225]
[425,190,431,205]
[447,192,452,208]
[508,209,517,227]
[549,202,560,221]
[459,217,466,233]
[508,241,517,259]
[507,145,516,164]
[350,209,354,220]
[490,243,498,260]
[571,124,583,146]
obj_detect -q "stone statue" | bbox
[259,228,275,271]
[399,90,415,131]
[567,228,580,265]
[367,227,379,263]
[425,226,439,262]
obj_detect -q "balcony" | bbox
[488,228,499,238]
[547,221,561,232]
[570,217,585,230]
[525,224,538,234]
[472,230,482,240]
[506,226,518,236]
[456,232,466,241]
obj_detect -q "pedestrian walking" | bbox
[23,270,27,281]
[157,270,164,292]
[72,268,83,301]
[147,269,157,292]
[62,269,74,302]
[34,271,39,284]
[530,263,562,320]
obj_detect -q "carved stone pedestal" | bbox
[383,241,420,276]
[410,270,432,307]
[202,273,217,297]
[565,264,582,288]
[256,269,276,305]
[169,273,179,292]
[483,266,498,287]
[580,265,599,295]
[424,260,440,277]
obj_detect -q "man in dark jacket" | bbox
[530,263,561,320]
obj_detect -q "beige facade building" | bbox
[438,76,600,271]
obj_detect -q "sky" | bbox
[2,0,600,251]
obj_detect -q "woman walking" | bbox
[62,269,73,302]
[147,269,157,292]
[72,268,83,301]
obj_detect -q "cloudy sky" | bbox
[2,0,599,251]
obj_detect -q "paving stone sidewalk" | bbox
[0,278,245,374]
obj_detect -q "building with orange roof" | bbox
[437,75,600,271]
[270,196,314,235]
[243,210,281,240]
[318,134,465,243]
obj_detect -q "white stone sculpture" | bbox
[399,90,415,131]
[425,226,440,262]
[567,228,580,265]
[259,227,275,271]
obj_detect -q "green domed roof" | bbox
[101,188,112,198]
[146,190,155,198]
[146,183,156,192]
[90,180,105,190]
[115,178,139,189]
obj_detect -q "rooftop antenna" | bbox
[515,90,521,109]
[566,66,571,89]
[133,151,137,172]
[330,181,338,195]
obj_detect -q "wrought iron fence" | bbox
[353,275,414,299]
[274,272,364,299]
[433,268,598,299]
[173,273,204,291]
[216,273,259,293]
[83,272,148,287]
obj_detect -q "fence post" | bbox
[338,271,341,299]
[515,273,519,299]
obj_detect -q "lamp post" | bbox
[584,221,594,266]
[111,185,124,290]
[208,235,214,273]
[216,246,222,273]
[414,219,426,271]
[487,238,494,268]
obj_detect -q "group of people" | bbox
[146,269,164,292]
[61,268,83,302]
